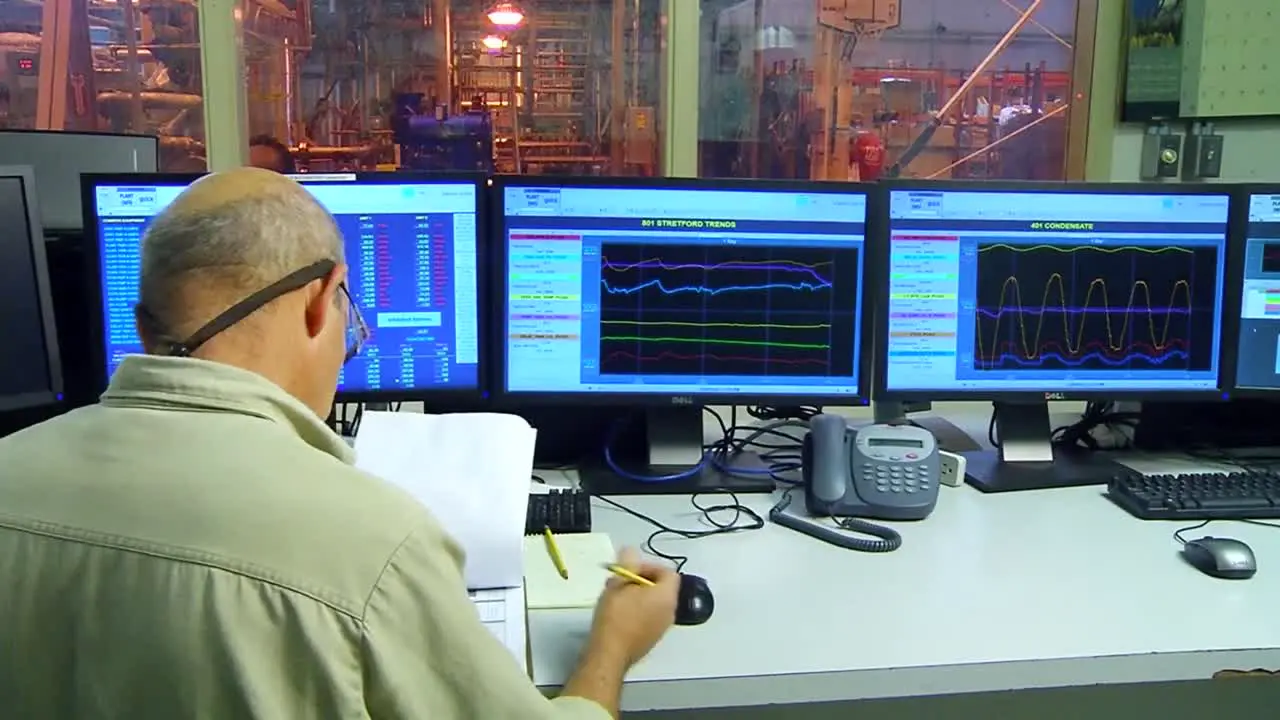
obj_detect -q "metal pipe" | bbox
[999,0,1072,49]
[98,91,204,109]
[119,0,145,131]
[611,0,626,172]
[926,102,1069,179]
[886,0,1045,177]
[631,0,640,105]
[284,37,295,144]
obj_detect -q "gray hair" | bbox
[137,178,344,339]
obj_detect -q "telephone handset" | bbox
[770,415,940,553]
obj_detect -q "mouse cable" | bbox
[1174,518,1280,546]
[593,416,808,571]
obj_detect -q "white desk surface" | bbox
[526,405,1280,712]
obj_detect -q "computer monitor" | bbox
[877,182,1232,492]
[496,176,873,494]
[1232,188,1280,395]
[0,131,158,234]
[83,172,484,401]
[0,165,63,413]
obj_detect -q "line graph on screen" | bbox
[598,244,860,377]
[974,243,1220,372]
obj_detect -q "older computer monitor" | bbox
[0,131,158,234]
[876,181,1232,492]
[0,165,63,413]
[82,172,485,401]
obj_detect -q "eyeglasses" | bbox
[339,282,370,362]
[143,259,369,362]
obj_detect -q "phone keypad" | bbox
[867,463,934,495]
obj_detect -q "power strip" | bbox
[939,449,966,487]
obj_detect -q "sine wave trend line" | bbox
[975,273,1193,364]
[603,351,829,367]
[603,256,833,284]
[978,244,1194,255]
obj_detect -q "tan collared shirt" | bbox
[0,355,608,719]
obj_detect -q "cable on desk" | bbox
[592,492,764,573]
[746,405,821,422]
[1173,518,1280,546]
[594,412,808,571]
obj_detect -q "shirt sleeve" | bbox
[360,520,611,720]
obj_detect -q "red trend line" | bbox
[987,338,1189,359]
[604,351,829,367]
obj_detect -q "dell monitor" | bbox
[497,176,873,495]
[877,182,1231,492]
[0,165,63,414]
[0,131,158,234]
[1232,189,1280,394]
[83,172,484,401]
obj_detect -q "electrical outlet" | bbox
[939,450,966,487]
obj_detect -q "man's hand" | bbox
[561,548,679,717]
[588,547,680,667]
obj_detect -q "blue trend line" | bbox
[984,350,1190,368]
[603,278,831,296]
[977,307,1193,317]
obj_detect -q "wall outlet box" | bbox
[939,450,966,487]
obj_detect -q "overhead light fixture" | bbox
[481,34,507,51]
[487,2,525,28]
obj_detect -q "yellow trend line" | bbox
[976,274,1192,362]
[979,244,1193,254]
[600,320,830,329]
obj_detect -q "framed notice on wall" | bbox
[1120,0,1185,121]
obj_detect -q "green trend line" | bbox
[979,244,1193,254]
[601,320,830,329]
[602,336,829,350]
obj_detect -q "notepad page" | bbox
[523,533,615,610]
[354,411,535,590]
[469,585,527,674]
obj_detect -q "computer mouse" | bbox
[1182,536,1257,580]
[675,573,714,626]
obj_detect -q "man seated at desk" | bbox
[0,168,679,719]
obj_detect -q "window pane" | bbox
[0,0,207,171]
[245,0,662,176]
[698,0,1079,181]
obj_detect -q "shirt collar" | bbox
[101,355,354,464]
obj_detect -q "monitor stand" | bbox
[579,407,777,496]
[962,401,1121,493]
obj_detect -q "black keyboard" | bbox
[1108,471,1280,520]
[526,489,592,535]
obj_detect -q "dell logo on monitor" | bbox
[1044,392,1066,400]
[671,396,694,406]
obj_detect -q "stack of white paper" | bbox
[354,411,536,667]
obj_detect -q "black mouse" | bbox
[675,573,714,626]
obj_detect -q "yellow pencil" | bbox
[543,527,569,580]
[603,563,657,588]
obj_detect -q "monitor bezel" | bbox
[80,171,489,403]
[1223,184,1280,399]
[872,179,1238,403]
[0,164,64,412]
[490,174,878,407]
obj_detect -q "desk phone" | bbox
[803,415,941,521]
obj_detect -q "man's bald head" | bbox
[137,167,343,344]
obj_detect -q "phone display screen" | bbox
[867,437,925,448]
